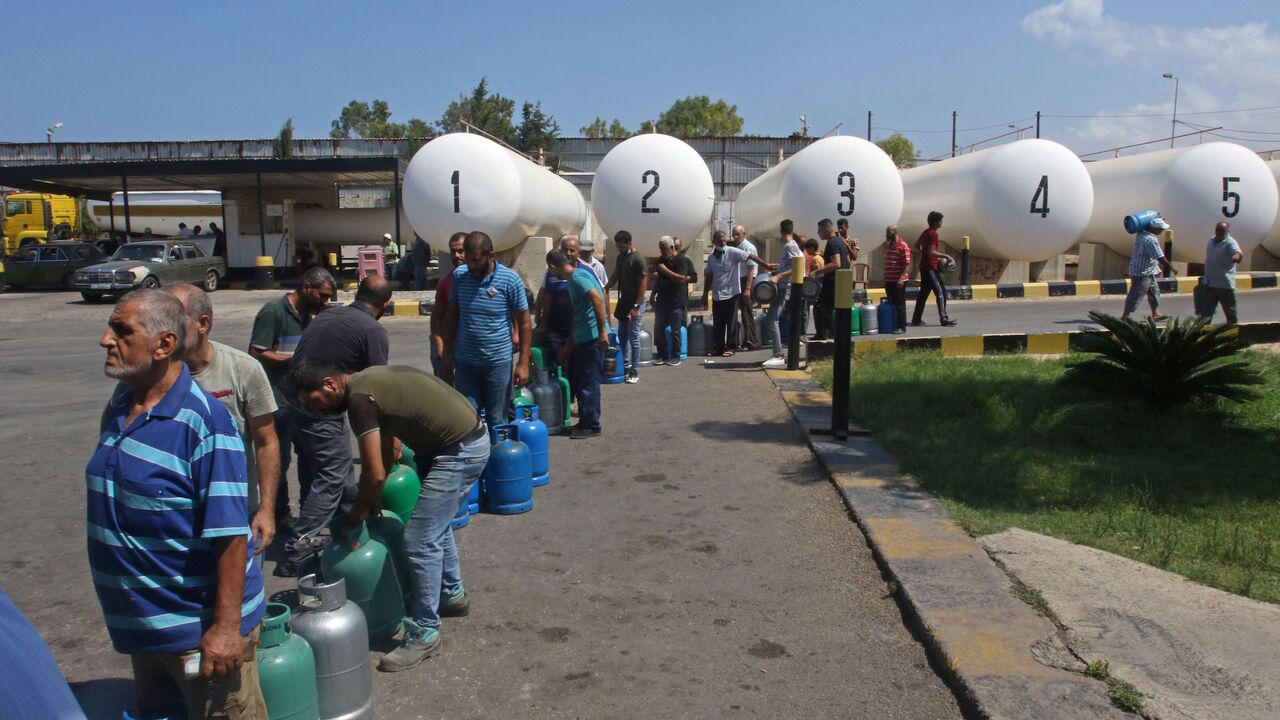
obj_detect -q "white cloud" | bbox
[1023,0,1280,155]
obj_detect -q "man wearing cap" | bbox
[382,233,400,278]
[1122,215,1176,321]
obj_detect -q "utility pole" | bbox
[867,111,872,141]
[951,111,957,157]
[1035,111,1041,139]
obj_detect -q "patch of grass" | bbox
[814,350,1280,604]
[1083,659,1144,713]
[1011,584,1050,616]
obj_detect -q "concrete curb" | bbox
[856,272,1280,303]
[764,369,1130,719]
[805,320,1280,359]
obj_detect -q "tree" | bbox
[515,101,561,167]
[436,77,517,145]
[876,133,917,169]
[580,117,631,139]
[331,99,406,139]
[652,96,743,137]
[273,117,294,159]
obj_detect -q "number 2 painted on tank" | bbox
[641,170,660,213]
[1222,177,1240,218]
[837,172,855,216]
[1030,175,1050,218]
[451,171,460,213]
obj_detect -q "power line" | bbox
[873,117,1034,135]
[1042,104,1280,119]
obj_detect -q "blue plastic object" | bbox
[877,297,896,333]
[1124,210,1161,234]
[663,324,688,361]
[467,475,480,514]
[481,425,533,514]
[602,331,625,384]
[512,405,549,487]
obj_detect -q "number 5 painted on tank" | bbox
[837,172,855,216]
[1222,176,1240,218]
[641,170,660,213]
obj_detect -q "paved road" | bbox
[0,289,961,719]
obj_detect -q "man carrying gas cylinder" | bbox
[289,361,489,672]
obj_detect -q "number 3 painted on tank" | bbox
[641,170,660,213]
[837,172,855,216]
[1222,177,1240,218]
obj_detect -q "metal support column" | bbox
[960,235,970,286]
[830,270,852,439]
[951,111,957,157]
[256,172,267,257]
[121,176,132,237]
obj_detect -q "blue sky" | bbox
[6,1,1278,159]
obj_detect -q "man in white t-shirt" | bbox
[167,284,280,569]
[730,225,760,350]
[763,219,803,368]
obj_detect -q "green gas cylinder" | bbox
[368,513,413,609]
[851,299,861,336]
[530,346,545,371]
[321,521,404,642]
[257,603,320,720]
[552,367,572,429]
[514,386,536,411]
[398,444,419,476]
[380,462,420,523]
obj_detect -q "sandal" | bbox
[722,351,735,357]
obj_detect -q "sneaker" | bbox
[892,328,907,335]
[668,359,682,367]
[378,621,441,672]
[570,426,601,439]
[652,358,666,366]
[624,371,639,384]
[911,320,925,327]
[439,586,470,617]
[940,317,957,327]
[272,560,298,578]
[761,356,787,369]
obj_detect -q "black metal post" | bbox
[1035,111,1041,139]
[867,111,872,141]
[256,172,267,257]
[831,270,851,439]
[951,111,957,157]
[121,176,132,237]
[1163,232,1174,278]
[108,196,116,237]
[392,165,401,247]
[960,235,970,286]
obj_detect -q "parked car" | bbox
[73,239,226,303]
[3,242,108,291]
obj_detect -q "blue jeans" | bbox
[652,304,685,360]
[453,358,513,425]
[413,261,427,291]
[287,406,357,564]
[766,282,791,356]
[404,432,489,629]
[570,341,603,431]
[616,303,644,373]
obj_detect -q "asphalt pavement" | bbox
[0,289,963,719]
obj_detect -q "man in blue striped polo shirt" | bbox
[86,289,267,719]
[441,231,532,425]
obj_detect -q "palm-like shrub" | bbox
[1060,311,1263,410]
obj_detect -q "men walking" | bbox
[1197,221,1242,324]
[882,225,911,334]
[603,230,647,384]
[548,250,609,438]
[88,289,267,718]
[1121,215,1176,321]
[278,276,392,576]
[249,267,334,530]
[650,237,697,365]
[763,220,803,369]
[534,235,580,378]
[911,211,958,327]
[290,362,489,671]
[168,284,280,570]
[430,232,467,378]
[729,225,760,350]
[813,218,849,340]
[441,231,532,423]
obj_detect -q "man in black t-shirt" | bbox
[649,237,697,365]
[813,218,848,340]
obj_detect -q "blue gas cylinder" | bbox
[602,331,625,384]
[664,324,689,361]
[513,405,549,487]
[481,425,533,514]
[450,495,470,530]
[877,297,896,333]
[467,474,480,514]
[1123,210,1161,234]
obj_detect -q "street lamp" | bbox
[799,114,809,137]
[1162,74,1178,148]
[46,121,63,143]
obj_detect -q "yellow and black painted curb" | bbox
[764,369,1128,717]
[856,272,1280,303]
[805,321,1280,360]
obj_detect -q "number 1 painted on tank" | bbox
[451,171,460,213]
[1030,175,1050,218]
[641,170,660,213]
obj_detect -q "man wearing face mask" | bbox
[701,230,774,358]
[277,275,393,577]
[649,236,697,365]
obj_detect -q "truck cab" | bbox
[2,193,79,256]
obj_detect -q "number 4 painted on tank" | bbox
[1222,177,1240,218]
[1030,175,1050,217]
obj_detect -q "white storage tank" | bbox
[1262,159,1280,255]
[737,135,903,254]
[402,133,587,253]
[86,191,223,237]
[590,133,714,257]
[898,139,1093,261]
[293,207,412,246]
[1081,142,1278,262]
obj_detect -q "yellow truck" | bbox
[2,193,80,256]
